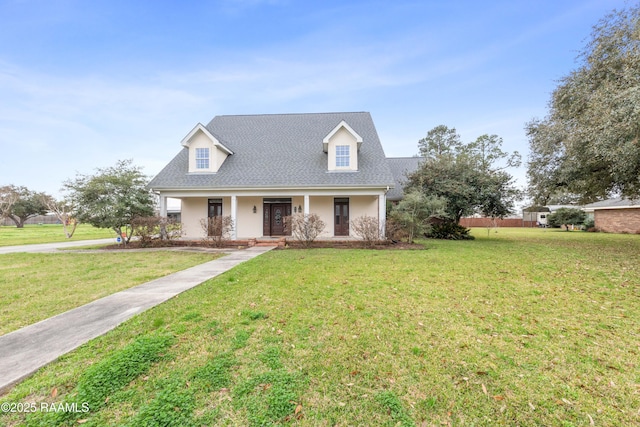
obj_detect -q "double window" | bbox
[195,148,210,169]
[336,145,350,167]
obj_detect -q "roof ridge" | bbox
[215,111,369,118]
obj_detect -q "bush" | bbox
[582,218,595,230]
[131,216,161,247]
[200,216,234,247]
[351,215,381,247]
[131,216,184,247]
[426,221,475,240]
[385,217,409,242]
[388,191,448,243]
[287,213,326,247]
[547,208,586,231]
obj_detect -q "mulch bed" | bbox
[101,239,425,250]
[282,240,424,250]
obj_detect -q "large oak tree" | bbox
[527,4,640,204]
[0,185,50,228]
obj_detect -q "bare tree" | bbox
[287,213,326,247]
[0,186,19,219]
[200,216,234,247]
[132,216,184,246]
[351,215,382,247]
[42,196,78,238]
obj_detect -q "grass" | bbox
[0,251,223,335]
[1,228,639,426]
[0,224,114,246]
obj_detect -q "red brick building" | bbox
[584,198,640,233]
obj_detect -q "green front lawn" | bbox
[0,224,114,246]
[0,251,223,335]
[2,228,639,426]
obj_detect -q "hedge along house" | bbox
[148,112,396,240]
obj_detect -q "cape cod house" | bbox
[148,112,398,240]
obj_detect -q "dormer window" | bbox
[336,145,350,167]
[182,123,233,173]
[195,148,210,169]
[323,120,362,172]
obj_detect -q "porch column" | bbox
[231,195,237,240]
[303,194,310,215]
[159,195,167,217]
[379,193,386,239]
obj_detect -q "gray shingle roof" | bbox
[149,112,395,190]
[584,198,640,209]
[386,157,423,201]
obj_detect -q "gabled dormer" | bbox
[323,120,362,171]
[181,123,233,173]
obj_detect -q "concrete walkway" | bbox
[0,245,275,394]
[0,238,115,254]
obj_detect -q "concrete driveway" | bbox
[0,238,115,254]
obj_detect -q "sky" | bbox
[0,0,633,201]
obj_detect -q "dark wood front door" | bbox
[334,199,349,236]
[271,204,287,235]
[263,203,292,236]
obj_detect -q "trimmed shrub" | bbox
[351,215,381,247]
[426,221,475,240]
[131,216,184,246]
[287,213,326,247]
[200,216,234,247]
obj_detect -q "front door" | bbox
[270,204,287,236]
[263,202,292,236]
[334,199,349,236]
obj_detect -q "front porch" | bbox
[158,192,387,240]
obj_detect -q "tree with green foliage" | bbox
[0,185,50,228]
[63,159,155,242]
[407,126,522,223]
[388,190,447,243]
[527,4,640,204]
[547,208,586,231]
[418,124,463,160]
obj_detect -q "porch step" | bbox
[251,237,287,248]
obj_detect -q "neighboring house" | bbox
[522,204,580,227]
[584,198,640,233]
[149,112,397,240]
[385,157,423,202]
[522,206,551,226]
